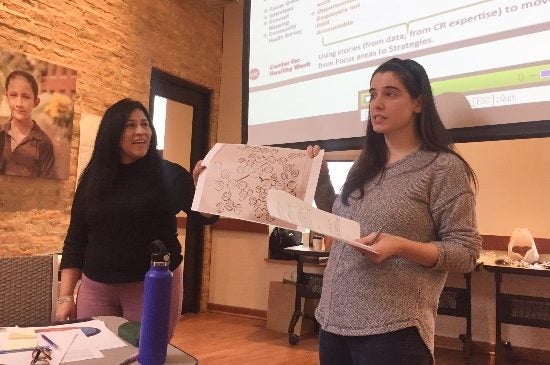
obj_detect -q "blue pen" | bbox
[40,334,60,350]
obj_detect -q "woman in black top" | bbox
[56,99,216,336]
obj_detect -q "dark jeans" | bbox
[319,327,433,365]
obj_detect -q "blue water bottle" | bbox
[138,240,173,365]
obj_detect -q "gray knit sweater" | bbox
[314,149,482,355]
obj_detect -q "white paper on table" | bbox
[1,319,124,363]
[0,349,31,364]
[60,330,103,363]
[192,143,324,229]
[3,327,37,349]
[37,329,79,365]
[35,319,126,351]
[0,329,78,365]
[266,189,379,254]
[0,328,35,364]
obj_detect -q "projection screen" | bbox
[244,0,550,148]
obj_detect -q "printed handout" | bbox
[192,143,324,229]
[0,319,125,363]
[266,189,379,254]
[0,329,79,365]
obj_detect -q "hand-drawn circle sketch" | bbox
[195,144,321,228]
[208,145,306,220]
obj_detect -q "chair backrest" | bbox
[0,254,58,327]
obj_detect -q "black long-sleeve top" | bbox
[60,158,217,283]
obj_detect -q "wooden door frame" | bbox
[149,68,211,314]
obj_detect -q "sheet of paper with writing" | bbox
[266,189,379,254]
[192,143,324,229]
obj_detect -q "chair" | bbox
[0,254,59,326]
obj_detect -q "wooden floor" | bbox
[171,312,548,365]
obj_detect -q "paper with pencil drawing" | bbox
[266,189,379,254]
[192,143,324,229]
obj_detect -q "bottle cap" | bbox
[151,240,170,264]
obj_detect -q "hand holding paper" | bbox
[266,189,379,254]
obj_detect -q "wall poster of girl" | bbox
[0,48,76,180]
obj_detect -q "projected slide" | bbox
[247,0,550,145]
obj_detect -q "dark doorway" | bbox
[149,68,211,314]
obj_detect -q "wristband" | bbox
[56,295,74,304]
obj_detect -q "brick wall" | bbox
[0,0,224,255]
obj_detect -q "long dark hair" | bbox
[79,98,161,199]
[341,58,477,205]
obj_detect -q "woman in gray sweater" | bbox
[309,58,482,365]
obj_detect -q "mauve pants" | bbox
[75,264,183,338]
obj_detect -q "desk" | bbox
[482,252,550,364]
[64,316,197,365]
[283,245,329,345]
[0,316,197,364]
[436,272,473,364]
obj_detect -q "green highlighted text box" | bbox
[431,64,550,95]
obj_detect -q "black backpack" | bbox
[269,227,302,260]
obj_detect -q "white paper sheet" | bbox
[59,330,103,363]
[4,328,36,349]
[1,319,126,363]
[0,329,78,365]
[0,328,35,364]
[266,189,379,254]
[38,330,79,365]
[0,349,31,364]
[192,143,324,228]
[35,319,126,351]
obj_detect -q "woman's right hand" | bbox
[56,268,82,321]
[192,160,206,186]
[55,300,76,321]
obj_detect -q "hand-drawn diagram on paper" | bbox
[192,143,324,228]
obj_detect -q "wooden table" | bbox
[437,271,474,364]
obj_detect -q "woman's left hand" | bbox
[356,232,439,267]
[192,160,206,186]
[355,232,403,263]
[306,145,321,158]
